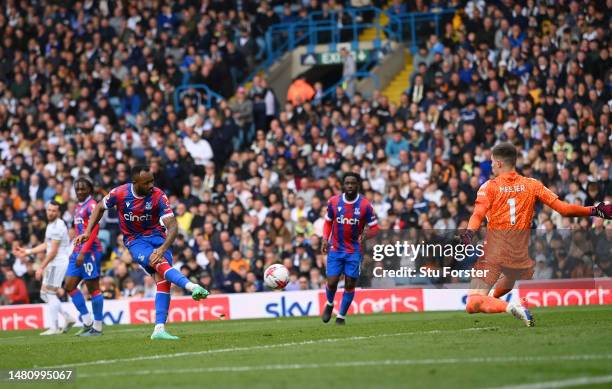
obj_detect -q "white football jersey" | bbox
[44,219,71,265]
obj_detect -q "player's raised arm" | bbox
[461,181,492,244]
[149,192,177,265]
[13,241,47,258]
[76,186,120,245]
[75,201,106,245]
[548,199,611,219]
[535,180,612,219]
[77,224,100,266]
[468,181,492,231]
[156,215,178,255]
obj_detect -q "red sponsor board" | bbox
[0,306,44,330]
[130,296,230,324]
[519,279,612,307]
[318,289,423,315]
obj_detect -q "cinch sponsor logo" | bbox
[123,212,153,222]
[318,289,423,315]
[129,296,230,323]
[518,279,612,307]
[336,216,360,225]
[0,306,44,330]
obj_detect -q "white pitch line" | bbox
[76,355,612,379]
[44,327,496,369]
[488,374,612,389]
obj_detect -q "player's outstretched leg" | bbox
[492,274,516,299]
[322,276,339,323]
[506,298,534,327]
[466,294,534,327]
[150,279,178,340]
[154,260,209,301]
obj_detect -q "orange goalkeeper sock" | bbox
[466,295,508,314]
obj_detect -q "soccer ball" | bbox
[264,264,290,290]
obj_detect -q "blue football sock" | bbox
[326,286,337,305]
[91,291,104,322]
[155,292,171,325]
[69,289,89,316]
[163,267,190,289]
[339,290,355,317]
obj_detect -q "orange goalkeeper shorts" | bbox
[473,259,534,286]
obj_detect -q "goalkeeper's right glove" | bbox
[592,202,612,219]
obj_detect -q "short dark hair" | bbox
[342,172,361,185]
[75,176,94,191]
[48,200,61,208]
[492,142,518,166]
[131,164,150,179]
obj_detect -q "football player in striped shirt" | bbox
[322,173,379,325]
[75,165,209,340]
[64,177,104,336]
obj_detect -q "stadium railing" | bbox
[173,7,455,110]
[317,71,381,103]
[259,7,455,77]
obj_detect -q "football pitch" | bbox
[1,305,611,389]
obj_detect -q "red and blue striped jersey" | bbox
[73,195,102,254]
[103,183,174,246]
[325,194,378,254]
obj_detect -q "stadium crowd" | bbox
[0,0,611,305]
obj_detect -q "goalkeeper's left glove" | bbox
[458,229,475,245]
[592,202,612,219]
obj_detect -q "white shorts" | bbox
[43,262,68,288]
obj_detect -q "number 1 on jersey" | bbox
[507,198,516,225]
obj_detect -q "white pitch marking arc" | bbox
[76,354,612,379]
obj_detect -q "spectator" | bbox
[341,47,357,97]
[0,269,29,304]
[287,77,315,106]
[0,1,610,303]
[183,131,214,170]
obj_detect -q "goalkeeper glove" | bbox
[592,202,612,219]
[458,229,475,245]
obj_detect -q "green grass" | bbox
[1,305,612,389]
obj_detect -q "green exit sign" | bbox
[301,50,371,65]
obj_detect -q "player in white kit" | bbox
[13,200,76,335]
